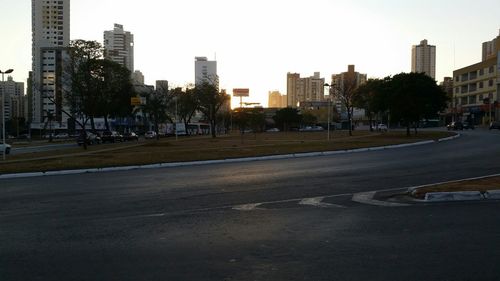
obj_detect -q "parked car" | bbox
[100,131,124,143]
[265,128,280,132]
[447,121,464,130]
[123,132,139,141]
[463,122,475,130]
[373,123,388,131]
[0,142,11,155]
[144,131,157,139]
[489,121,500,130]
[54,133,69,139]
[299,126,324,132]
[76,132,101,146]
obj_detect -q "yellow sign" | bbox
[131,97,141,106]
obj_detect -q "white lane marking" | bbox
[299,197,346,208]
[352,191,410,207]
[233,203,263,211]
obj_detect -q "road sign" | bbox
[131,97,141,106]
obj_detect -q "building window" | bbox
[489,66,495,73]
[468,95,476,104]
[489,80,494,87]
[479,69,484,76]
[479,81,484,89]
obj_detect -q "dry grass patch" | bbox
[0,131,454,174]
[412,176,500,199]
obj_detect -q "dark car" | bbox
[101,131,124,143]
[123,132,139,141]
[76,132,101,146]
[490,121,500,130]
[447,121,464,130]
[463,122,475,130]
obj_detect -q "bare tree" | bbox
[331,76,360,136]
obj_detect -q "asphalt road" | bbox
[1,129,500,280]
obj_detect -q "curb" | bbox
[0,133,460,180]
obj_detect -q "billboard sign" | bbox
[233,88,250,97]
[131,97,142,106]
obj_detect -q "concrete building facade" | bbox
[268,91,286,108]
[452,30,500,125]
[331,65,367,120]
[286,72,325,108]
[0,76,25,122]
[195,57,217,85]
[412,39,436,79]
[31,0,70,129]
[104,24,134,72]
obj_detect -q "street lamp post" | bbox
[324,83,332,141]
[1,69,14,160]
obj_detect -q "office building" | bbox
[31,0,70,129]
[104,24,134,72]
[195,57,217,85]
[411,39,436,79]
[156,80,169,92]
[452,30,500,124]
[286,72,325,107]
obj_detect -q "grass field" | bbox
[0,130,453,174]
[411,176,500,199]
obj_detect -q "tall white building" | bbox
[411,39,436,79]
[104,24,134,72]
[31,0,70,129]
[195,57,217,85]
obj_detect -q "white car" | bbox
[0,143,11,155]
[375,124,388,131]
[145,131,157,139]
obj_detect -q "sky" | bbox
[1,0,500,107]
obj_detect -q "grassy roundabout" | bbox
[0,130,454,174]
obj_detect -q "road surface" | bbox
[1,129,499,280]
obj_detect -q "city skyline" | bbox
[2,0,500,107]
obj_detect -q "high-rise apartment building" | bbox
[411,39,436,79]
[156,80,169,92]
[132,70,145,85]
[31,0,70,129]
[104,24,134,72]
[331,65,367,119]
[268,91,286,108]
[195,57,217,85]
[286,72,325,107]
[0,76,25,121]
[453,30,500,124]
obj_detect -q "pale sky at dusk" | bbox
[1,0,500,107]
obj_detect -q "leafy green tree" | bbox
[172,87,199,134]
[194,82,230,138]
[65,40,104,136]
[97,59,135,130]
[141,90,173,140]
[388,73,448,136]
[301,112,318,126]
[273,107,302,132]
[248,108,266,133]
[353,78,389,131]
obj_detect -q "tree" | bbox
[301,112,318,126]
[388,73,448,136]
[248,108,266,134]
[64,40,104,148]
[331,76,360,136]
[97,59,135,131]
[273,107,302,132]
[194,82,229,138]
[353,78,389,131]
[141,87,174,140]
[172,87,199,134]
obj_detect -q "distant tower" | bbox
[195,57,217,85]
[104,24,134,72]
[31,0,71,128]
[411,39,436,79]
